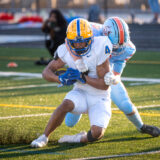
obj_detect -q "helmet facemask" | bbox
[67,36,93,57]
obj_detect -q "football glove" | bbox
[58,68,76,86]
[65,68,87,84]
[104,72,120,85]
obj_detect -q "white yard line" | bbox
[121,77,160,83]
[0,83,58,90]
[0,113,51,120]
[0,71,42,78]
[71,150,160,160]
[0,71,160,82]
[0,35,44,44]
[0,71,160,89]
[0,77,160,90]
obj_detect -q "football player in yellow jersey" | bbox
[31,18,113,147]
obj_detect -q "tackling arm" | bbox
[85,58,110,90]
[42,58,65,83]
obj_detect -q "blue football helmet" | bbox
[103,17,130,49]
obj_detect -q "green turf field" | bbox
[0,47,160,160]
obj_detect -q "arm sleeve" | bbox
[113,61,126,74]
[97,37,112,65]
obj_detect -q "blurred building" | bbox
[0,0,150,11]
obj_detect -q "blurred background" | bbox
[0,0,160,54]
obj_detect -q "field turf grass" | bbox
[0,47,160,160]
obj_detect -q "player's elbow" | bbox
[98,82,109,90]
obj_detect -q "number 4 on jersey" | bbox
[105,46,110,54]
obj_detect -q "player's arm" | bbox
[85,58,110,90]
[104,60,125,85]
[42,58,65,83]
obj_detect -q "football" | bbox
[54,68,67,76]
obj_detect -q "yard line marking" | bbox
[1,104,159,111]
[135,104,160,109]
[0,104,56,110]
[121,77,160,83]
[112,104,160,110]
[128,60,160,65]
[0,71,160,82]
[113,110,160,117]
[0,71,42,78]
[0,104,160,119]
[71,150,160,160]
[0,35,44,44]
[0,83,58,90]
[0,113,52,120]
[0,78,160,90]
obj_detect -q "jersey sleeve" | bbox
[97,36,113,66]
[56,44,67,63]
[90,22,103,37]
[125,41,136,61]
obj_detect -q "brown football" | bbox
[54,68,67,76]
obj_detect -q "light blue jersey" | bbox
[90,22,136,74]
[90,22,103,36]
[109,41,136,74]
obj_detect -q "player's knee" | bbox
[118,100,134,114]
[59,99,74,113]
[87,126,105,142]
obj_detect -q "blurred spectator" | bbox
[148,0,160,23]
[36,9,67,65]
[88,3,101,23]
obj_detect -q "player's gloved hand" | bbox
[58,69,76,86]
[66,68,87,84]
[104,72,120,85]
[75,59,88,73]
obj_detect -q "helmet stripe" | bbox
[77,19,80,37]
[113,17,124,45]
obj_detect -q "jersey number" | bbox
[105,46,110,54]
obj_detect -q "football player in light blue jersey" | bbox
[65,17,160,137]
